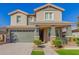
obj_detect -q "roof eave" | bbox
[8,9,29,15]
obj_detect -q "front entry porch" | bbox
[34,22,73,44]
[38,27,67,43]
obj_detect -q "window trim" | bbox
[60,12,62,22]
[44,11,55,21]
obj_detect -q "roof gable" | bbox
[34,3,64,12]
[8,9,29,15]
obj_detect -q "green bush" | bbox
[52,37,62,48]
[76,38,79,46]
[33,39,42,46]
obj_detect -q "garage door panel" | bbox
[11,31,34,42]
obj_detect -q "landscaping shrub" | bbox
[33,39,42,47]
[52,37,62,48]
[76,38,79,46]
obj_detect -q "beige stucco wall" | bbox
[36,7,62,22]
[10,13,27,26]
[10,7,63,26]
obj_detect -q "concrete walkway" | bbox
[43,42,58,55]
[0,43,33,55]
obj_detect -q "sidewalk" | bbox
[43,42,58,55]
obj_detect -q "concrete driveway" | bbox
[0,43,33,55]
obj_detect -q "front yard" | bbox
[31,50,45,55]
[56,49,79,55]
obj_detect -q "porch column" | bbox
[4,34,6,43]
[34,27,39,40]
[66,25,72,43]
[50,26,56,40]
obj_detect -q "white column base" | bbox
[50,36,56,38]
[66,36,72,37]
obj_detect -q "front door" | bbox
[39,29,44,42]
[39,28,50,43]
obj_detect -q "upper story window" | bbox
[29,16,34,22]
[27,16,34,25]
[45,11,54,21]
[17,16,21,23]
[29,17,32,21]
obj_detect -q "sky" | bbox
[0,3,79,27]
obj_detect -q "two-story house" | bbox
[7,3,72,43]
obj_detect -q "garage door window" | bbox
[11,30,34,32]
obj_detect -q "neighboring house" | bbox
[72,29,79,38]
[0,27,7,43]
[4,3,73,43]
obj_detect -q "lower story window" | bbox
[48,28,51,37]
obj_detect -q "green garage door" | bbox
[11,30,34,42]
